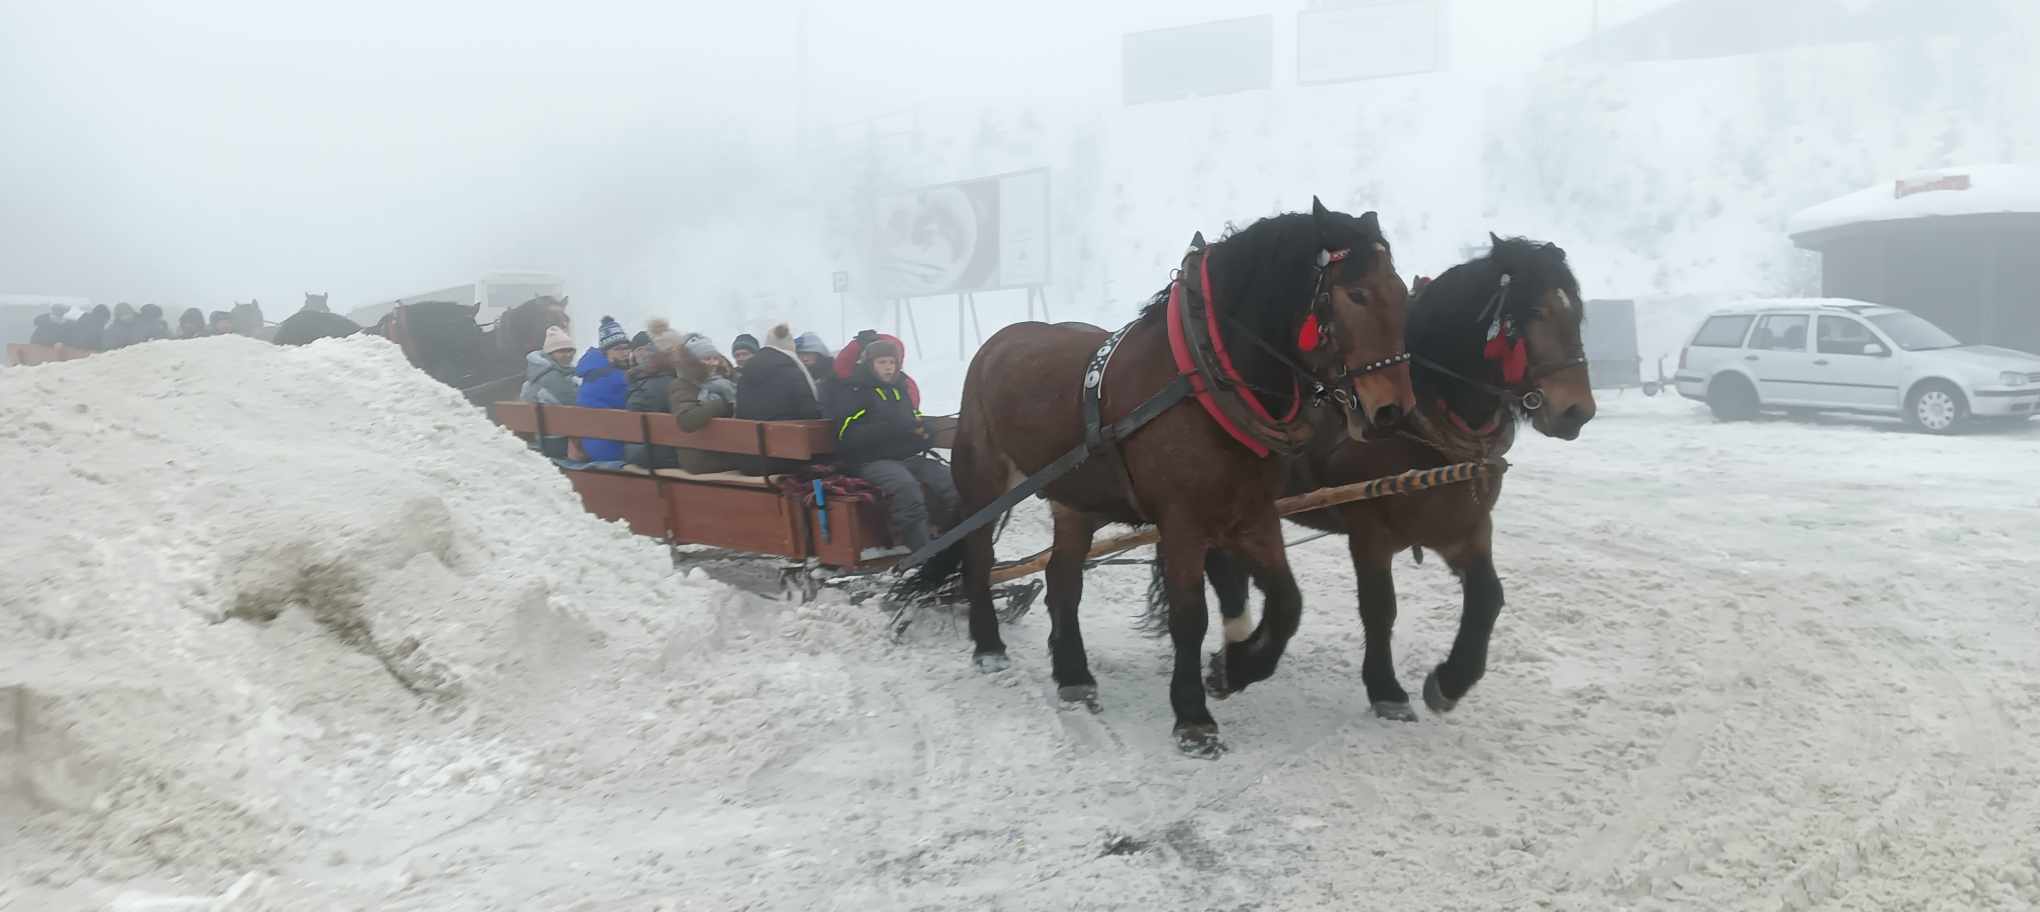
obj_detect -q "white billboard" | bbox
[1297,0,1443,86]
[874,169,1051,297]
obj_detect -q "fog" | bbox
[3,0,2032,352]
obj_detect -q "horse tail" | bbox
[1137,552,1171,636]
[889,541,965,603]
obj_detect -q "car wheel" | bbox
[1707,374,1759,421]
[1905,381,1967,434]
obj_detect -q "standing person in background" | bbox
[177,308,208,339]
[729,333,759,376]
[795,332,834,384]
[134,304,170,343]
[30,314,62,345]
[821,337,959,553]
[573,316,635,464]
[69,305,110,351]
[103,302,139,349]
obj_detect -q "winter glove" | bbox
[699,376,738,404]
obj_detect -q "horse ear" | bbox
[1489,232,1505,249]
[1189,230,1206,251]
[1311,196,1331,232]
[1359,210,1380,238]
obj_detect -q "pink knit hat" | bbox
[542,325,574,353]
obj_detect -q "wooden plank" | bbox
[536,406,650,444]
[564,470,667,538]
[646,417,766,455]
[810,498,897,568]
[667,483,802,557]
[761,421,834,460]
[493,401,538,435]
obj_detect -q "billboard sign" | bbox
[1297,0,1443,86]
[873,169,1049,297]
[1123,15,1274,105]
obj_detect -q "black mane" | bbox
[1408,236,1582,425]
[1137,211,1386,416]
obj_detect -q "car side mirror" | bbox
[1862,342,1889,357]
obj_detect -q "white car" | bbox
[1674,299,2040,433]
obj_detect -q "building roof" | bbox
[1787,163,2040,246]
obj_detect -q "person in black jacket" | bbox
[821,336,958,553]
[730,323,822,475]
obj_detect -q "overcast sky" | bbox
[1,0,1677,322]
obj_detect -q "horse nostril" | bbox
[1373,403,1404,429]
[1565,404,1594,427]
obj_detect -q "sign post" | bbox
[832,270,850,342]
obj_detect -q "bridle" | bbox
[1206,243,1412,417]
[1413,273,1585,413]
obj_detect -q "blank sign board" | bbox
[1297,0,1443,86]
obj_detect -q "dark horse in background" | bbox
[905,202,1417,757]
[1163,235,1596,723]
[367,296,569,404]
[273,293,362,346]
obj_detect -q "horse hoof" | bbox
[1175,723,1227,759]
[1057,684,1101,713]
[1371,701,1419,722]
[1204,651,1234,700]
[974,653,1011,674]
[1423,668,1459,714]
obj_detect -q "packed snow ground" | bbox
[4,337,2038,911]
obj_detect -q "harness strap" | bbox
[895,372,1193,571]
[1082,323,1145,521]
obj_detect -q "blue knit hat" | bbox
[597,315,629,350]
[794,331,832,360]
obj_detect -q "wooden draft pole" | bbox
[986,458,1505,584]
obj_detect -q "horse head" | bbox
[303,291,330,313]
[1302,200,1417,440]
[1409,235,1596,440]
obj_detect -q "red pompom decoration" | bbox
[1297,314,1323,352]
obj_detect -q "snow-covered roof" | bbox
[1788,163,2040,243]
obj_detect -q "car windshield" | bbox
[1868,312,1961,351]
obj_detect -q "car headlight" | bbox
[2000,371,2031,386]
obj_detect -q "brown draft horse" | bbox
[1176,235,1596,722]
[904,202,1418,757]
[368,296,569,402]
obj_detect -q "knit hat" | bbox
[598,316,629,350]
[795,332,833,360]
[862,338,902,364]
[731,333,760,355]
[763,323,798,353]
[682,333,722,362]
[139,303,162,319]
[542,325,574,353]
[114,302,136,319]
[631,330,654,349]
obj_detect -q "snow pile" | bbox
[0,335,712,905]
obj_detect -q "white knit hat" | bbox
[542,325,574,353]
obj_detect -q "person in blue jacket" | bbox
[573,316,634,463]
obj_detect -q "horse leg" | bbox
[1046,503,1101,709]
[1347,531,1414,721]
[955,443,1008,672]
[1424,520,1501,713]
[1205,549,1254,645]
[1206,513,1300,696]
[1157,524,1222,757]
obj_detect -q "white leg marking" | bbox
[1223,612,1254,644]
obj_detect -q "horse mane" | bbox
[1137,211,1385,414]
[1408,235,1582,424]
